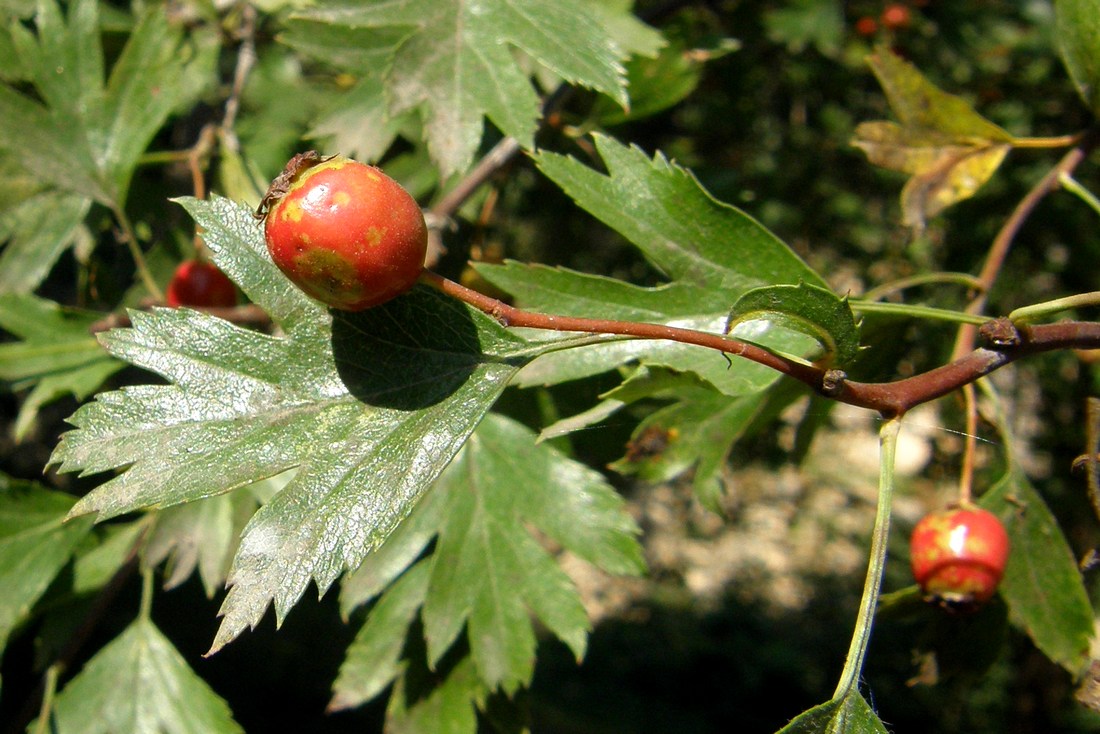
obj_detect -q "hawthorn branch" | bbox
[421,271,1100,418]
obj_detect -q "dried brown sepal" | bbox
[253,151,335,221]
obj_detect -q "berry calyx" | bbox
[166,260,237,308]
[261,154,428,311]
[909,505,1009,609]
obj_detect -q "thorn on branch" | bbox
[821,369,847,396]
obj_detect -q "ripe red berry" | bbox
[909,505,1009,609]
[855,16,878,37]
[260,154,427,311]
[166,260,237,308]
[881,4,912,30]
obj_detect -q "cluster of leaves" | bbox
[2,0,1100,732]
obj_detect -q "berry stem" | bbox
[833,417,901,700]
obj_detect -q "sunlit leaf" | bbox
[853,49,1014,228]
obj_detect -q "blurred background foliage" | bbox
[2,0,1100,732]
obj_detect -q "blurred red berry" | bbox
[166,260,237,308]
[881,4,912,30]
[855,16,878,37]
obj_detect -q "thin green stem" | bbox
[849,300,989,325]
[833,418,900,700]
[30,665,60,734]
[1010,133,1083,149]
[1010,291,1100,323]
[860,272,985,303]
[112,205,163,301]
[139,566,155,621]
[1059,173,1100,218]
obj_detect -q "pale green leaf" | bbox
[50,197,563,654]
[40,618,243,734]
[0,189,90,295]
[294,0,630,174]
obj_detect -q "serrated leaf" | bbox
[386,654,485,734]
[0,474,93,666]
[0,192,90,294]
[0,293,122,441]
[422,413,643,693]
[1057,0,1100,115]
[305,76,409,163]
[0,0,216,205]
[480,134,825,392]
[777,691,888,734]
[50,196,565,654]
[39,618,242,734]
[726,282,862,367]
[853,49,1014,229]
[294,0,630,175]
[330,559,432,711]
[981,469,1093,674]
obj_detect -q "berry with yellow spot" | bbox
[260,153,428,311]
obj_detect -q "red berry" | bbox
[855,16,878,37]
[166,261,237,308]
[261,154,427,311]
[910,506,1009,609]
[881,4,911,30]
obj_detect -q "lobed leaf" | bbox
[292,0,635,175]
[40,618,242,734]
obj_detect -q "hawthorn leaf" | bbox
[726,282,862,367]
[293,0,631,175]
[981,469,1093,674]
[777,691,888,734]
[0,0,216,206]
[1056,0,1100,115]
[421,413,644,693]
[853,49,1014,229]
[330,559,432,711]
[51,196,563,654]
[478,134,824,393]
[0,475,93,670]
[40,618,242,734]
[0,192,89,294]
[386,653,485,734]
[0,293,123,441]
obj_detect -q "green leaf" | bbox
[981,469,1093,674]
[478,135,825,392]
[0,293,122,441]
[726,282,862,367]
[385,653,485,734]
[763,0,844,57]
[853,49,1014,229]
[0,474,93,666]
[330,559,432,711]
[305,76,409,163]
[777,691,889,733]
[293,0,631,175]
[50,196,562,654]
[0,192,90,294]
[39,618,242,734]
[1057,0,1100,115]
[422,413,643,692]
[0,0,216,205]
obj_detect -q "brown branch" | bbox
[422,271,1100,418]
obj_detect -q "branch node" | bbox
[821,369,847,396]
[979,318,1022,349]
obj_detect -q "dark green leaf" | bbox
[777,691,889,733]
[981,469,1093,674]
[0,474,93,665]
[0,192,90,294]
[294,0,632,174]
[726,282,862,367]
[422,413,643,692]
[330,560,432,711]
[385,654,485,734]
[51,196,564,654]
[40,618,243,734]
[1057,0,1100,115]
